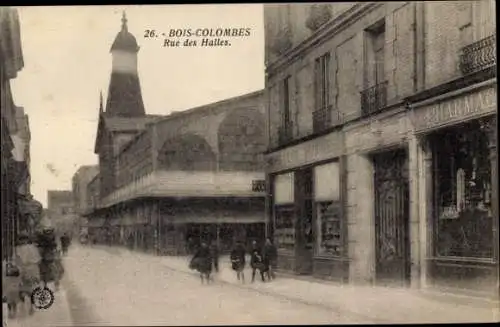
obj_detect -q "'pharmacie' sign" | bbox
[413,86,497,132]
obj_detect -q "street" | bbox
[62,245,364,325]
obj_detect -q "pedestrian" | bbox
[2,261,21,318]
[36,227,63,291]
[60,232,71,256]
[189,242,213,284]
[250,240,267,283]
[15,233,42,315]
[262,237,278,280]
[230,241,246,283]
[209,241,219,273]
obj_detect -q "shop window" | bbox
[316,201,342,256]
[274,206,295,251]
[433,121,493,259]
[313,161,343,256]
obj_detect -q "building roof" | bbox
[154,89,264,125]
[110,12,139,53]
[103,114,162,132]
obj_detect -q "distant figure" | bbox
[209,241,219,273]
[230,241,246,283]
[262,238,278,280]
[60,233,71,256]
[189,242,213,284]
[3,261,21,318]
[250,240,267,283]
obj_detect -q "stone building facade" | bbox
[85,13,267,254]
[1,7,42,259]
[72,165,99,236]
[264,1,497,298]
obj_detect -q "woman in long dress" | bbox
[189,242,213,284]
[230,241,246,283]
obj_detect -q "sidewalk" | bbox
[108,246,499,324]
[2,261,73,327]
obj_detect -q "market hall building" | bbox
[264,2,497,298]
[84,13,267,255]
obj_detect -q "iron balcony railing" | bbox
[278,121,293,145]
[460,34,496,75]
[312,105,344,133]
[251,180,266,192]
[361,81,388,117]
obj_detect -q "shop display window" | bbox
[433,121,493,259]
[316,201,342,256]
[274,206,295,251]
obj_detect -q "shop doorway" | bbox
[295,167,314,275]
[372,148,411,286]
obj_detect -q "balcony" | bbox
[251,180,266,192]
[312,105,344,133]
[278,121,293,145]
[460,34,496,75]
[360,81,388,117]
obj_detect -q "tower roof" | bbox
[110,11,139,52]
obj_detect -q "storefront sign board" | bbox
[413,86,497,132]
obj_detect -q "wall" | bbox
[86,174,100,211]
[115,129,153,189]
[265,2,417,149]
[47,190,74,216]
[153,91,265,173]
[424,0,496,89]
[72,165,98,215]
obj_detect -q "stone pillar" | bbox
[419,135,434,289]
[408,134,421,288]
[348,154,376,285]
[482,116,498,297]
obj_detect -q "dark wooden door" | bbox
[373,149,410,286]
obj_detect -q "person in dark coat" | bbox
[60,233,71,256]
[209,241,219,273]
[36,227,63,290]
[262,238,278,280]
[230,241,246,283]
[189,242,213,284]
[250,240,267,283]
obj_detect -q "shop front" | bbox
[343,106,414,287]
[411,82,498,298]
[267,131,347,280]
[158,197,265,255]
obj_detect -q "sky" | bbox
[10,5,265,207]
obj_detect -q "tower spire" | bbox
[99,90,104,113]
[121,11,128,32]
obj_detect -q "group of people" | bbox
[189,238,277,284]
[2,227,71,318]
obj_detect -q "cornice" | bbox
[266,2,382,77]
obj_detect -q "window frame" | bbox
[431,122,494,260]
